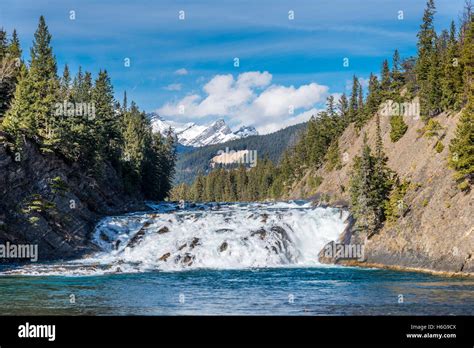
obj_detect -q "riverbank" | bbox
[289,110,473,277]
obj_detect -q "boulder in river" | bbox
[219,242,228,252]
[157,226,170,234]
[159,252,171,262]
[126,229,146,248]
[182,253,194,266]
[251,228,266,240]
[190,237,200,249]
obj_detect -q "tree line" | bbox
[171,0,473,237]
[0,16,176,200]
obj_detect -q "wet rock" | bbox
[260,213,269,223]
[0,131,148,262]
[215,228,233,233]
[190,237,200,249]
[178,243,187,251]
[157,226,170,234]
[251,228,266,240]
[100,232,110,242]
[126,229,146,248]
[159,252,171,262]
[270,226,288,241]
[219,242,228,252]
[182,253,194,266]
[114,240,121,250]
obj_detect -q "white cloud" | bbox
[175,68,188,75]
[158,71,329,134]
[164,83,182,91]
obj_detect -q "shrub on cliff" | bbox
[389,115,408,142]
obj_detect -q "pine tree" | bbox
[8,29,21,58]
[391,49,404,97]
[365,73,381,117]
[441,21,463,111]
[325,139,342,171]
[338,93,349,125]
[425,34,443,116]
[348,76,359,123]
[3,16,60,147]
[122,90,128,112]
[60,64,71,100]
[380,59,391,99]
[0,29,22,119]
[355,82,365,129]
[460,10,473,106]
[449,14,473,191]
[389,115,408,142]
[350,134,378,236]
[92,69,119,163]
[0,28,7,58]
[349,123,392,237]
[416,0,437,120]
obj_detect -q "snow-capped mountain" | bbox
[147,113,258,147]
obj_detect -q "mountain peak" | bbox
[149,114,257,147]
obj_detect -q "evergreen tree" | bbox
[449,14,473,191]
[390,49,404,97]
[60,64,71,100]
[365,73,381,117]
[416,0,437,120]
[348,76,359,123]
[441,21,463,111]
[355,82,365,129]
[0,28,7,58]
[3,16,60,148]
[8,29,21,58]
[389,115,408,142]
[325,139,342,171]
[460,10,473,106]
[123,90,128,112]
[92,69,119,163]
[0,29,22,118]
[337,93,349,125]
[380,59,391,97]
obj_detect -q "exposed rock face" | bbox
[291,110,473,276]
[0,132,146,262]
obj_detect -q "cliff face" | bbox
[0,132,146,262]
[288,109,473,276]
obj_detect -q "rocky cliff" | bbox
[288,109,473,276]
[0,132,146,262]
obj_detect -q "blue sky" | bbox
[0,0,466,133]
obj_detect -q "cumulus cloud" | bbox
[158,71,329,134]
[175,68,188,75]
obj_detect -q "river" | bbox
[0,201,472,315]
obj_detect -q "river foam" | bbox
[1,201,349,276]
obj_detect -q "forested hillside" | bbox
[0,17,176,260]
[172,0,473,238]
[174,121,306,184]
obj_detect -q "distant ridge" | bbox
[174,122,307,184]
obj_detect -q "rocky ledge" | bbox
[0,132,146,262]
